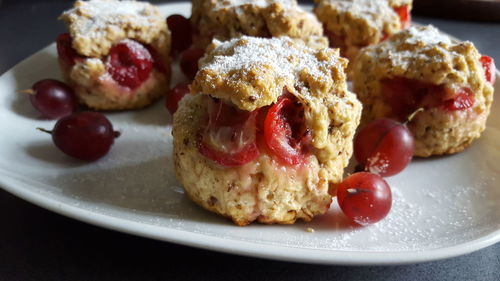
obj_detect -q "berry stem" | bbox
[114,131,121,138]
[37,127,53,134]
[405,107,424,125]
[18,89,35,95]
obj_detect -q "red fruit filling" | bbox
[166,82,190,115]
[107,40,153,89]
[394,5,411,29]
[56,33,84,66]
[263,95,311,166]
[381,77,475,121]
[199,99,260,167]
[442,87,474,111]
[198,91,310,167]
[480,55,496,85]
[167,14,193,56]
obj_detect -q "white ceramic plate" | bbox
[1,3,500,265]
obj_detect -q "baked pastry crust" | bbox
[351,25,494,157]
[190,0,328,50]
[314,0,412,60]
[174,37,362,225]
[59,0,171,110]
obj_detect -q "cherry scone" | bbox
[57,0,171,110]
[190,0,328,50]
[172,36,362,226]
[314,0,412,61]
[351,25,496,157]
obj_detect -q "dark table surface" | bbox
[1,1,499,280]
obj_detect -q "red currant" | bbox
[354,118,414,177]
[166,82,190,115]
[107,40,153,89]
[28,79,78,119]
[167,14,193,56]
[39,112,119,161]
[336,172,392,225]
[180,47,204,80]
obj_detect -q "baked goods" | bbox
[190,0,328,50]
[314,0,412,61]
[57,0,171,110]
[172,36,362,225]
[351,25,495,157]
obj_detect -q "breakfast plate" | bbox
[0,2,499,265]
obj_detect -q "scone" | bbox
[314,0,412,61]
[57,0,171,110]
[190,0,328,50]
[351,25,496,157]
[172,36,362,225]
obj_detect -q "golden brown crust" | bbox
[59,0,170,58]
[190,0,328,49]
[351,25,494,157]
[174,37,362,225]
[314,0,412,60]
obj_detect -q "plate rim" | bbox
[0,1,499,266]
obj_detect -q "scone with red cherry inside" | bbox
[351,25,496,157]
[190,0,328,50]
[314,0,412,61]
[172,36,362,226]
[57,0,171,110]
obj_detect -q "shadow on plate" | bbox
[25,140,87,168]
[36,143,228,226]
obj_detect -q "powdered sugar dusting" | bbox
[404,25,453,45]
[373,25,460,69]
[201,36,336,91]
[329,0,396,28]
[62,0,157,40]
[214,0,296,10]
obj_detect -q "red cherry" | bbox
[336,172,392,225]
[167,14,193,56]
[107,40,153,89]
[354,118,414,177]
[39,112,119,161]
[29,79,78,119]
[166,82,190,115]
[180,47,205,80]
